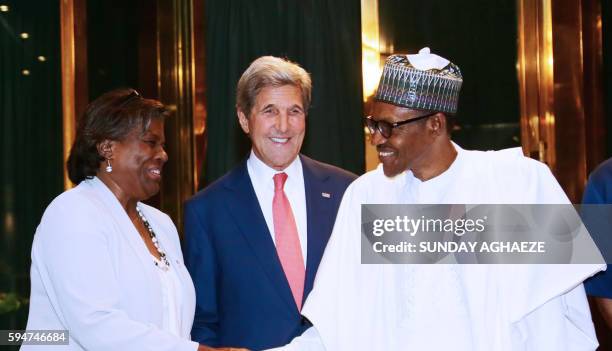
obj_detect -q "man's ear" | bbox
[237,110,250,134]
[97,140,115,160]
[428,113,446,136]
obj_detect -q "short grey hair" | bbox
[236,56,312,116]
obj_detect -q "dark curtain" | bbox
[378,0,520,150]
[87,0,139,100]
[0,0,63,330]
[203,0,364,186]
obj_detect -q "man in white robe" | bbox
[269,48,605,351]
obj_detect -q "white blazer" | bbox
[22,177,198,351]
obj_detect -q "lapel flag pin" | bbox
[321,192,331,198]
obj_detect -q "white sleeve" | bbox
[266,327,326,351]
[513,284,598,350]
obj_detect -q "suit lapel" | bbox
[224,161,298,312]
[301,155,335,300]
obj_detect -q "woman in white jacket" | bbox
[23,89,243,351]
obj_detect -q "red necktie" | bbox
[273,172,305,310]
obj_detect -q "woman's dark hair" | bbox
[67,88,170,184]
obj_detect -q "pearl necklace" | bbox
[136,206,171,271]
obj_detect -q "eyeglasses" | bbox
[364,112,437,139]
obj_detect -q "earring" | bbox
[105,159,113,173]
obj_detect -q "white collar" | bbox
[247,150,303,187]
[405,141,465,188]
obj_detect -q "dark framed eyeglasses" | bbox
[364,112,438,139]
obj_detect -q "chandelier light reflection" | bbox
[361,0,382,101]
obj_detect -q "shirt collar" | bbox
[404,141,464,187]
[247,150,303,187]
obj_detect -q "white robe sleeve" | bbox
[511,284,599,350]
[27,197,198,351]
[299,176,403,351]
[265,327,326,351]
[298,181,362,351]
[499,156,603,350]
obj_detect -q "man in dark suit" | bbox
[183,56,357,351]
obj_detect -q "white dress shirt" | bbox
[247,150,308,265]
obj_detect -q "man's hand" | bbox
[594,297,612,330]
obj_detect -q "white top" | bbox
[247,150,308,265]
[23,177,198,351]
[271,143,605,351]
[156,263,184,338]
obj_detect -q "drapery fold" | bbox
[0,0,63,329]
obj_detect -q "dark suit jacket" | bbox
[183,155,357,350]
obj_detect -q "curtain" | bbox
[203,0,364,185]
[0,0,63,328]
[87,0,139,100]
[378,0,520,150]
